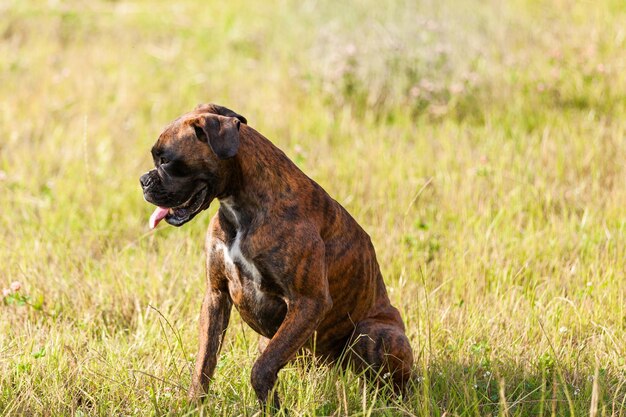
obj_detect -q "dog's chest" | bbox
[217,201,287,337]
[219,235,286,337]
[219,200,263,284]
[223,232,262,284]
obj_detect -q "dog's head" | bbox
[140,104,247,228]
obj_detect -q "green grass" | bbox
[1,0,626,415]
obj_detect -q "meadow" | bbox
[1,0,626,415]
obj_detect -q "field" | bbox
[1,0,626,415]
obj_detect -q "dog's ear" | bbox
[192,115,241,160]
[194,103,247,125]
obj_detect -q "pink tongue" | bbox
[149,207,170,229]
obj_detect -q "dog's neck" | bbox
[217,126,300,230]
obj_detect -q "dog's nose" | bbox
[140,173,151,188]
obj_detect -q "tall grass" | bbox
[1,0,625,415]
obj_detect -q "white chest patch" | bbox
[220,199,263,285]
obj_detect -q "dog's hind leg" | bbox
[344,314,413,392]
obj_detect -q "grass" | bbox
[1,0,625,415]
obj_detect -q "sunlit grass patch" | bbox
[1,0,626,415]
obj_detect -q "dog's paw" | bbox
[187,384,208,402]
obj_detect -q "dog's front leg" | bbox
[251,242,333,410]
[188,287,232,400]
[251,297,331,409]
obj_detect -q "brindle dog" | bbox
[140,104,413,410]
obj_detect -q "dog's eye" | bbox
[159,157,169,165]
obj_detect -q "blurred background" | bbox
[1,0,625,415]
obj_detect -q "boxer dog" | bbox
[140,104,413,409]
